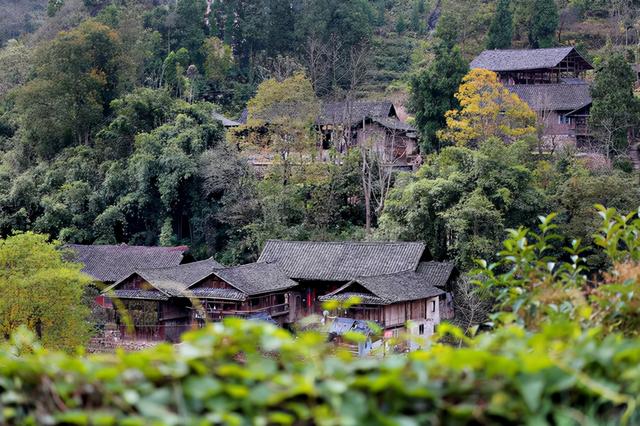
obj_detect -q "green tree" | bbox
[379,139,546,268]
[173,0,208,67]
[0,40,31,100]
[410,14,468,152]
[202,37,234,84]
[589,52,640,159]
[528,0,558,48]
[15,21,122,158]
[396,15,407,34]
[550,164,640,268]
[266,0,298,56]
[162,48,191,96]
[95,88,175,160]
[299,0,374,51]
[0,232,90,351]
[486,0,513,49]
[231,73,320,185]
[410,43,468,152]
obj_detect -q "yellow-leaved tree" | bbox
[230,73,320,184]
[0,233,90,351]
[437,68,536,147]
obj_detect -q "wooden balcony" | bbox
[205,303,290,321]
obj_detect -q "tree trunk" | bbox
[361,149,372,235]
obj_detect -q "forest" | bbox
[1,0,640,424]
[0,0,639,268]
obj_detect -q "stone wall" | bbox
[86,324,160,353]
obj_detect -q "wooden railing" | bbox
[205,303,290,321]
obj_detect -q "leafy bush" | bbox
[1,207,640,425]
[475,205,640,336]
[0,318,639,425]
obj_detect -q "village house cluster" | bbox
[215,46,595,166]
[219,99,422,171]
[71,47,597,353]
[68,240,456,352]
[471,46,594,149]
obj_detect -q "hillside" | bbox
[0,0,639,265]
[0,0,48,45]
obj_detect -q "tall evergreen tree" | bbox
[410,19,468,152]
[174,0,208,66]
[528,0,558,48]
[486,0,513,49]
[589,52,640,158]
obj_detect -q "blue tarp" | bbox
[246,311,277,324]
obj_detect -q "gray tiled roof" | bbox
[242,100,396,127]
[415,262,456,289]
[258,240,427,282]
[471,47,590,72]
[65,244,188,283]
[184,288,246,301]
[372,117,417,132]
[319,292,387,305]
[317,101,395,126]
[506,83,592,112]
[135,258,225,296]
[320,263,453,305]
[209,262,298,296]
[105,258,224,296]
[212,111,241,127]
[111,289,168,301]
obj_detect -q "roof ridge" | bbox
[136,257,218,273]
[482,46,573,53]
[351,267,418,281]
[264,239,424,245]
[66,243,188,251]
[506,82,590,86]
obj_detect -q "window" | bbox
[431,301,436,313]
[418,324,425,335]
[558,115,571,125]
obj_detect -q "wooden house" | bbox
[183,262,299,326]
[257,240,455,322]
[102,258,224,342]
[64,243,191,309]
[316,101,420,170]
[318,262,454,339]
[471,47,594,148]
[236,100,420,171]
[103,260,298,342]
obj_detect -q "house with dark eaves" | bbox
[103,259,298,341]
[316,101,420,170]
[65,243,192,309]
[236,100,420,171]
[99,240,456,345]
[65,243,191,285]
[257,240,456,336]
[471,47,594,148]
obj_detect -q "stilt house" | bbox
[471,47,594,148]
[257,240,456,333]
[103,259,298,342]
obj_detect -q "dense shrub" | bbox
[0,318,638,425]
[1,209,640,425]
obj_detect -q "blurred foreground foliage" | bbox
[2,207,640,425]
[0,318,638,425]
